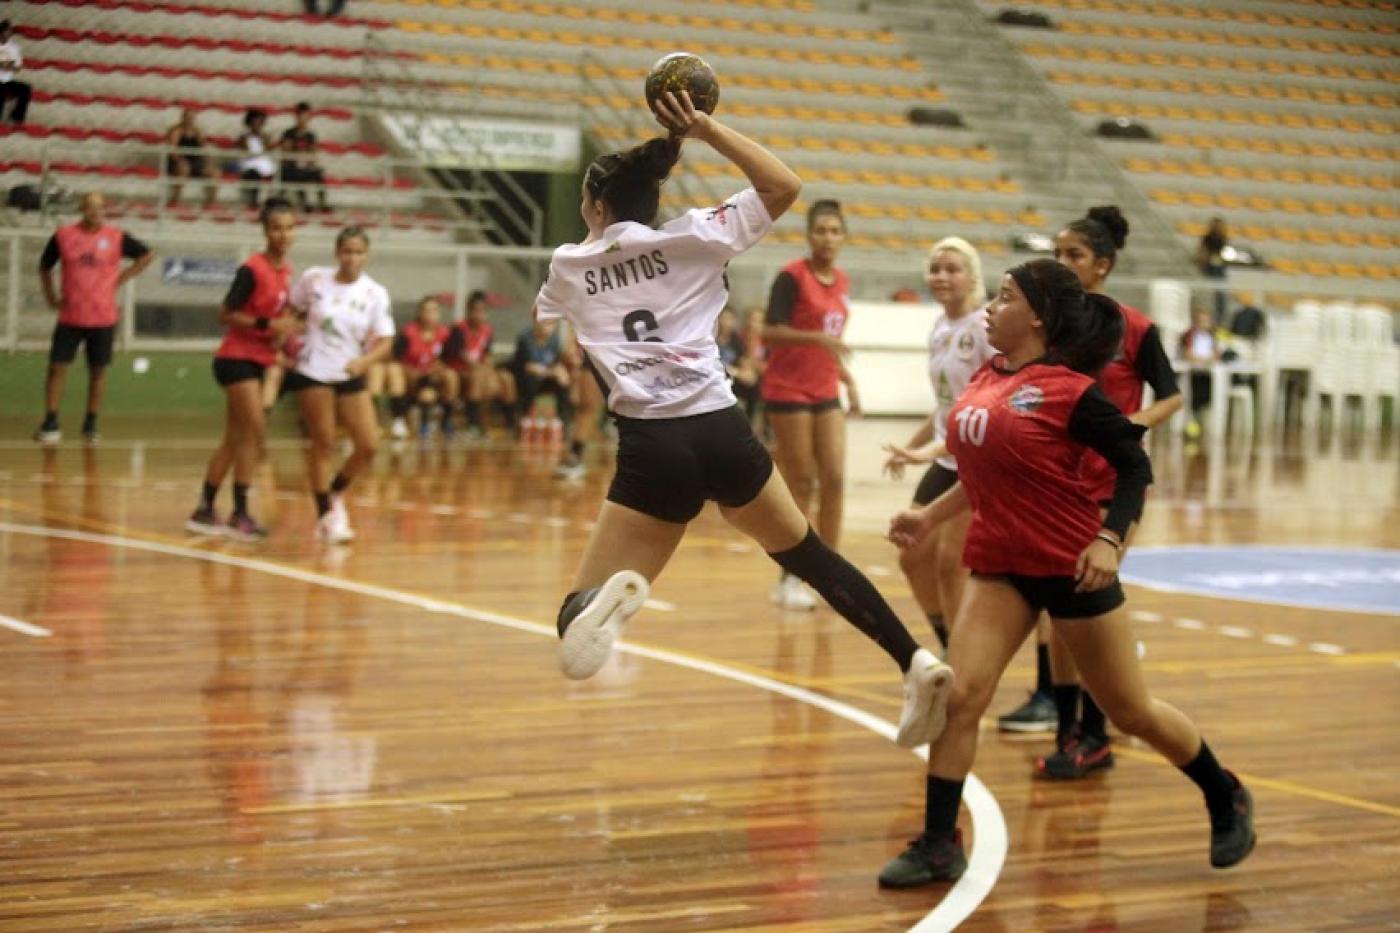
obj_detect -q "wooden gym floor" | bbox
[0,418,1396,931]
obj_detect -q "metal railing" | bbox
[360,33,545,247]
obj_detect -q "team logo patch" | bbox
[1009,384,1044,414]
[707,202,736,226]
[956,330,976,360]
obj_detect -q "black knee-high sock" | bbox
[925,775,964,840]
[465,400,484,429]
[1053,683,1081,739]
[1179,741,1238,821]
[314,491,332,517]
[1080,692,1108,741]
[200,481,219,511]
[927,613,949,651]
[232,483,249,517]
[390,396,410,419]
[769,529,920,671]
[1035,642,1053,697]
[330,473,349,495]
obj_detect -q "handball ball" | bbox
[645,53,720,115]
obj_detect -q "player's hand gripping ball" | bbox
[645,53,720,116]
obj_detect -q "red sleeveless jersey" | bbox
[762,258,850,403]
[215,253,292,366]
[448,321,494,369]
[949,357,1102,577]
[401,321,449,370]
[54,223,127,328]
[1079,302,1152,503]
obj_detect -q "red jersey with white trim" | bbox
[762,258,850,403]
[1079,302,1159,502]
[949,357,1103,577]
[447,321,494,369]
[51,223,130,328]
[215,253,292,366]
[400,321,449,371]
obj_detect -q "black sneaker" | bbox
[878,830,967,888]
[997,691,1057,733]
[1036,729,1114,780]
[1210,773,1256,869]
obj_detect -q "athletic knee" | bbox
[945,678,994,731]
[358,434,379,460]
[1100,698,1152,738]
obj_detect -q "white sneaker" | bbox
[895,647,955,748]
[317,496,356,545]
[390,417,409,440]
[772,574,817,611]
[553,458,586,481]
[558,570,649,680]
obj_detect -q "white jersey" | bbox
[289,266,395,383]
[0,41,22,85]
[928,305,993,471]
[535,187,773,419]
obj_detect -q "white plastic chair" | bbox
[1356,304,1398,432]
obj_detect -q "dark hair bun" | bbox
[1086,205,1128,250]
[623,137,681,184]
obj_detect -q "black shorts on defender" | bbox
[913,463,960,506]
[212,357,266,387]
[50,324,115,368]
[284,370,368,396]
[608,405,774,524]
[974,572,1126,619]
[764,397,841,415]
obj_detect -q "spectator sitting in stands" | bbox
[235,108,278,209]
[443,290,515,437]
[512,318,571,432]
[1195,216,1230,323]
[717,305,761,423]
[1179,308,1220,435]
[304,0,347,16]
[280,102,329,214]
[0,20,32,127]
[165,108,217,208]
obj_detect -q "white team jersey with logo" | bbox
[289,266,395,383]
[535,187,773,419]
[928,305,993,470]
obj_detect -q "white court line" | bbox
[1263,634,1299,648]
[1218,626,1254,639]
[0,614,52,638]
[1173,618,1207,631]
[643,599,677,613]
[0,520,1005,932]
[865,565,894,577]
[1307,642,1347,656]
[1129,610,1163,624]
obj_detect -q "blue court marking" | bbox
[1121,546,1400,617]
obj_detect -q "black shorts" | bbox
[212,357,266,387]
[49,324,115,368]
[608,405,774,524]
[167,153,209,178]
[764,397,841,415]
[913,462,960,506]
[284,370,367,396]
[975,572,1126,620]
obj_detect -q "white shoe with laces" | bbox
[773,574,817,611]
[317,496,356,545]
[896,647,955,748]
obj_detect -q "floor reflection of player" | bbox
[744,626,832,924]
[199,564,272,845]
[272,579,374,806]
[38,445,112,671]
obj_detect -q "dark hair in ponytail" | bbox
[584,136,682,227]
[1008,258,1124,376]
[1063,205,1129,273]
